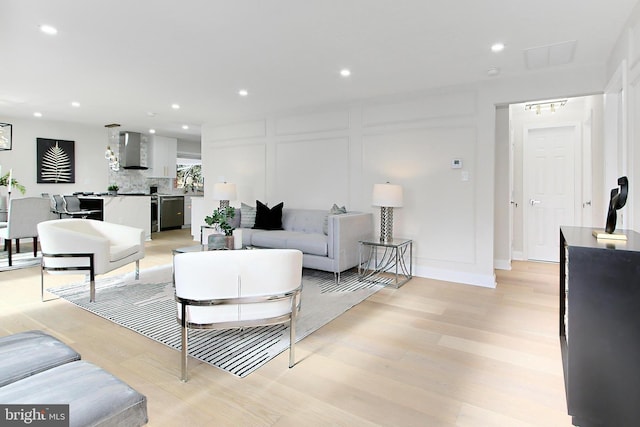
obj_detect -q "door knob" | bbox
[530,199,541,206]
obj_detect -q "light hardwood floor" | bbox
[0,229,572,426]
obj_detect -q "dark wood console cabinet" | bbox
[560,226,640,426]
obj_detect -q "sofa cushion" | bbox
[283,209,326,234]
[110,243,142,262]
[251,230,290,248]
[286,233,328,256]
[250,231,328,256]
[253,201,284,230]
[240,203,256,228]
[0,330,81,388]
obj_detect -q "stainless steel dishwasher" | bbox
[159,195,184,230]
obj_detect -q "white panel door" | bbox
[524,125,577,262]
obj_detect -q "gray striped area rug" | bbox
[48,265,388,377]
[0,251,41,272]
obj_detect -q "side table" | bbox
[358,238,412,288]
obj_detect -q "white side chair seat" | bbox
[37,219,145,302]
[174,248,303,381]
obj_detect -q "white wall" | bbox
[606,0,640,232]
[0,116,109,196]
[493,106,510,269]
[202,64,607,287]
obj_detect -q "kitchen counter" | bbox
[79,195,151,240]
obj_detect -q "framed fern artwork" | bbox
[36,138,75,183]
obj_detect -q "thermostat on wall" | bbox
[451,158,463,169]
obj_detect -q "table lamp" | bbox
[372,183,403,242]
[212,182,237,208]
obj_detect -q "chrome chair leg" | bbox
[135,260,140,280]
[181,303,188,382]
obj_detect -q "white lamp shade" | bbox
[372,183,403,207]
[212,182,237,201]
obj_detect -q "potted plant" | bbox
[0,173,26,194]
[0,173,26,212]
[204,206,235,249]
[107,184,119,196]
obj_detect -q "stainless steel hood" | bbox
[119,131,148,170]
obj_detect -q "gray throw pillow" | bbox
[323,204,347,234]
[240,202,256,228]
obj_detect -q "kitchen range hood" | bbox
[119,131,148,170]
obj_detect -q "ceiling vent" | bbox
[524,40,577,70]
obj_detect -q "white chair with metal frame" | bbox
[38,219,145,302]
[173,249,303,382]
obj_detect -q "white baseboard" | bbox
[414,266,496,288]
[494,259,512,270]
[512,251,524,261]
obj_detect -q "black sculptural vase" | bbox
[605,176,628,234]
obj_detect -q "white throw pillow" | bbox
[240,202,256,228]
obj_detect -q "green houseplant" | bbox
[107,184,119,195]
[204,206,236,236]
[0,173,26,194]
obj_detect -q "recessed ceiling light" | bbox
[149,129,156,134]
[71,101,80,107]
[182,125,189,130]
[147,112,157,117]
[171,103,180,110]
[39,24,58,35]
[491,43,505,53]
[340,69,351,77]
[487,67,500,77]
[33,112,42,117]
[238,89,248,97]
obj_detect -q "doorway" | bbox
[523,124,578,261]
[503,95,600,265]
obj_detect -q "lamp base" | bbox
[219,200,230,209]
[379,206,394,242]
[592,229,628,241]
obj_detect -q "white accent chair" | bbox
[0,197,52,266]
[37,219,145,302]
[174,249,303,381]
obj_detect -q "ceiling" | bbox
[0,0,637,142]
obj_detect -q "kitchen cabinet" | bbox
[559,226,640,426]
[147,135,177,178]
[183,195,201,227]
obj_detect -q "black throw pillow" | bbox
[253,200,284,230]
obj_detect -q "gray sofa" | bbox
[234,208,373,281]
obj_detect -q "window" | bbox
[176,160,203,193]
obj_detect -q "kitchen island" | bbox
[79,195,151,240]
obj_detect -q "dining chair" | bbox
[55,195,101,219]
[0,197,52,266]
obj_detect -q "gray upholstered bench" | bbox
[0,331,148,426]
[0,361,148,427]
[0,330,80,387]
